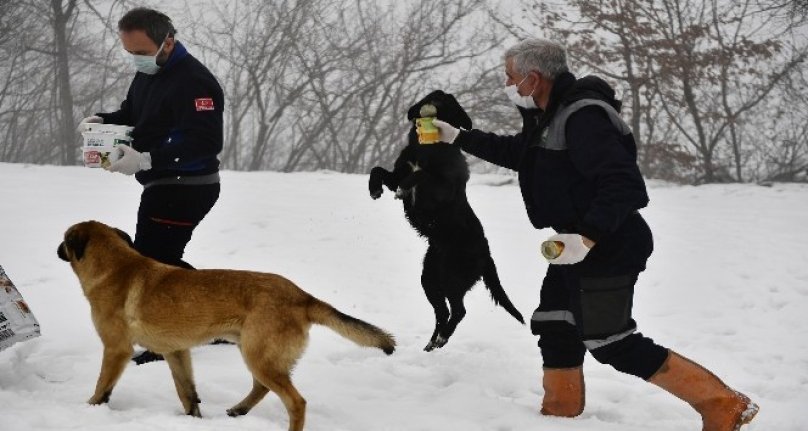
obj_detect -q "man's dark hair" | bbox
[118,8,176,45]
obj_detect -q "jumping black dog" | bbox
[369,90,524,351]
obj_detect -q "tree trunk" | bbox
[51,0,77,165]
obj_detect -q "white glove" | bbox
[106,145,152,175]
[432,119,461,144]
[545,233,592,265]
[77,115,103,132]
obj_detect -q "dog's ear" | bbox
[63,229,89,261]
[114,228,134,248]
[435,92,473,130]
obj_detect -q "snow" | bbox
[1,162,806,430]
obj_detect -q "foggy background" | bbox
[0,0,806,184]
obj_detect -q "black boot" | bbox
[132,350,165,365]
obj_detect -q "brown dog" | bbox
[57,220,395,431]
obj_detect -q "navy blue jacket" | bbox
[455,72,649,243]
[98,42,224,185]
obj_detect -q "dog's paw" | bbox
[227,406,250,417]
[423,334,448,352]
[87,390,111,405]
[187,404,202,418]
[370,188,383,200]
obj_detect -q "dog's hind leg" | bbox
[88,343,134,405]
[253,371,307,431]
[240,317,308,431]
[164,349,202,417]
[437,293,468,347]
[227,378,269,417]
[422,247,450,352]
[423,290,450,352]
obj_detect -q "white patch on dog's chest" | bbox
[406,161,419,204]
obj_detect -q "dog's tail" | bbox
[307,299,396,355]
[482,257,525,324]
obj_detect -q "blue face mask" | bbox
[131,37,167,75]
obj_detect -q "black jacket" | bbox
[455,72,649,243]
[97,42,224,185]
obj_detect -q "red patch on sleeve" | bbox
[194,98,215,111]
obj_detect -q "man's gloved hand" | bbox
[432,119,461,144]
[106,145,152,176]
[77,115,103,132]
[545,233,593,265]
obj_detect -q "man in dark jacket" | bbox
[78,8,224,364]
[432,39,758,430]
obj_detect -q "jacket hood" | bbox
[565,75,622,112]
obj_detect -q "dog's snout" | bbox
[57,242,69,261]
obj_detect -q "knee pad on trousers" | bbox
[588,333,669,380]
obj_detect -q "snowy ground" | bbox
[0,162,806,430]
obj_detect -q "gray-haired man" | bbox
[433,38,758,430]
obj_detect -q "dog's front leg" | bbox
[369,167,389,199]
[371,166,407,200]
[395,170,429,200]
[165,350,202,417]
[88,344,134,405]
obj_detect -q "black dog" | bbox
[369,90,524,351]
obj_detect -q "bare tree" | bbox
[747,65,808,181]
[491,1,684,178]
[3,0,803,184]
[0,3,38,162]
[189,0,500,173]
[644,0,807,182]
[502,0,807,183]
[50,0,79,165]
[190,0,323,171]
[0,0,132,165]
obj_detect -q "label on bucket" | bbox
[81,123,133,168]
[83,146,125,169]
[85,137,106,147]
[84,151,102,166]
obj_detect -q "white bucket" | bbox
[81,124,134,168]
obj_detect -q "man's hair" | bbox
[504,39,569,80]
[118,8,176,45]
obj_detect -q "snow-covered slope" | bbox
[1,163,805,430]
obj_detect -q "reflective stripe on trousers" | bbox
[531,309,637,351]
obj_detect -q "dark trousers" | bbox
[530,213,669,380]
[134,183,220,268]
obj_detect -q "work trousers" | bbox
[531,213,669,380]
[134,183,220,269]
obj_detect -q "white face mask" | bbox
[131,37,167,75]
[503,75,537,109]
